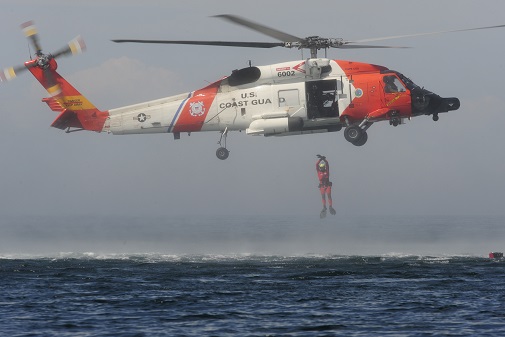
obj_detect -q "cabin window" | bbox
[278,89,300,107]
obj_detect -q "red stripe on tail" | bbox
[28,58,108,132]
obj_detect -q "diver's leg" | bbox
[327,187,336,215]
[319,187,327,218]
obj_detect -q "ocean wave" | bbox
[0,252,494,263]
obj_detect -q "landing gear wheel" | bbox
[344,125,363,144]
[352,132,368,146]
[216,147,229,160]
[432,114,439,122]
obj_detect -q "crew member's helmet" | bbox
[318,161,326,171]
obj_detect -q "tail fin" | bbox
[28,58,108,132]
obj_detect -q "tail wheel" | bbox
[216,147,229,160]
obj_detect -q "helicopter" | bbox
[2,16,504,160]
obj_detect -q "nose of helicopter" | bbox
[411,88,460,118]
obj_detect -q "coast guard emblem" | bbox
[189,101,205,117]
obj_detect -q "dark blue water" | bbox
[1,255,504,336]
[1,215,504,336]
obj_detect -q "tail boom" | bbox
[28,59,108,132]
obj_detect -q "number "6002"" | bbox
[277,71,296,77]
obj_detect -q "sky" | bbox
[1,0,505,219]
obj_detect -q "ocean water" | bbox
[1,215,504,336]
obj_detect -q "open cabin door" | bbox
[305,79,340,119]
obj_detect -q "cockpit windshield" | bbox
[395,72,419,90]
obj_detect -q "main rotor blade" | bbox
[347,24,505,44]
[213,14,304,43]
[336,44,410,49]
[21,21,42,54]
[112,39,285,48]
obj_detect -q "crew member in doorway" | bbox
[316,155,336,218]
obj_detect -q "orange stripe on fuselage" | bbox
[172,80,221,133]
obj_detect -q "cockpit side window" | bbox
[383,75,406,93]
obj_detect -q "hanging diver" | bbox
[316,154,336,218]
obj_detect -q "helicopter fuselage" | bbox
[28,57,460,159]
[104,58,459,150]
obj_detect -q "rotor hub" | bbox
[36,54,51,69]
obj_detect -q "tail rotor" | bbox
[0,20,86,96]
